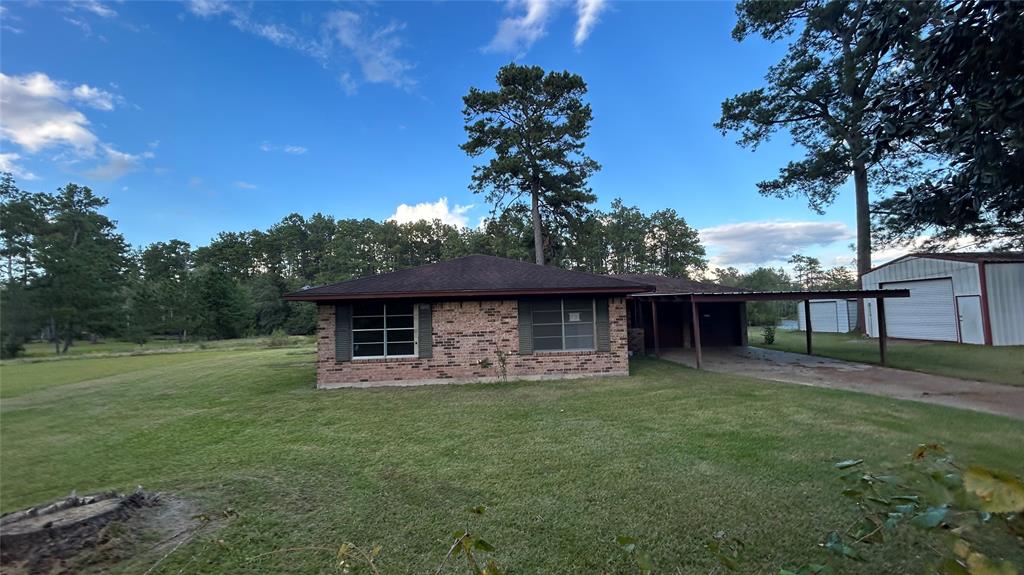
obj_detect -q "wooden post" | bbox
[651,299,660,357]
[877,297,888,366]
[804,299,813,355]
[691,300,703,369]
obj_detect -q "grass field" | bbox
[2,344,1023,574]
[750,327,1024,386]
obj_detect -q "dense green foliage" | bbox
[462,63,600,265]
[2,350,1022,573]
[0,175,706,356]
[870,1,1024,249]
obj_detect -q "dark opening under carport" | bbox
[628,289,911,369]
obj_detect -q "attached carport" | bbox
[629,289,911,369]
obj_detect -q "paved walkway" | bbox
[660,346,1024,420]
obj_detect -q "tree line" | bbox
[0,173,707,357]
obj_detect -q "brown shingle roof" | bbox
[607,274,745,294]
[283,255,655,301]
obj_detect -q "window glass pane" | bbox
[387,342,415,356]
[562,298,593,312]
[565,335,594,350]
[353,343,384,357]
[533,324,562,338]
[353,316,385,330]
[564,323,593,337]
[387,303,415,315]
[532,310,562,324]
[353,330,384,344]
[387,329,415,342]
[387,315,414,329]
[533,336,564,351]
[532,299,561,312]
[353,302,385,316]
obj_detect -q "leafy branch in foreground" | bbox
[712,444,1024,575]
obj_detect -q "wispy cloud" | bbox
[485,0,554,54]
[0,72,151,181]
[574,0,606,47]
[185,1,328,60]
[71,0,118,19]
[233,181,258,190]
[388,197,474,228]
[325,11,415,90]
[260,142,308,155]
[0,153,40,181]
[700,221,854,266]
[485,0,608,54]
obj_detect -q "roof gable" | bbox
[284,255,654,301]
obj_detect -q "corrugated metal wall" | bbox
[861,257,981,337]
[985,263,1024,346]
[797,299,852,332]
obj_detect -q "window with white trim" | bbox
[352,302,417,358]
[531,298,595,351]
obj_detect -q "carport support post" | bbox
[691,300,703,369]
[876,297,888,366]
[651,299,660,357]
[804,299,813,355]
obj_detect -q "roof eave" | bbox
[283,285,655,302]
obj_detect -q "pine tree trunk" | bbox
[853,160,871,335]
[531,185,544,265]
[51,317,59,355]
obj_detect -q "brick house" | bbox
[283,255,654,388]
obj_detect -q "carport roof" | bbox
[628,288,911,302]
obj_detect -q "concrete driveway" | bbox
[660,346,1024,420]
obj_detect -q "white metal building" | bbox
[861,252,1024,346]
[797,298,858,333]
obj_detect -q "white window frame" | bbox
[532,298,597,352]
[351,303,418,360]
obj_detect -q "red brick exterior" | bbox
[315,298,629,388]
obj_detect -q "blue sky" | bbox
[0,0,887,270]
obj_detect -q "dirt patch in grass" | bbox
[0,491,209,575]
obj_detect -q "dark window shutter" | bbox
[418,303,432,359]
[335,304,352,362]
[596,298,611,352]
[518,300,533,355]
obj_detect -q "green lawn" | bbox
[2,346,1022,574]
[750,327,1024,386]
[18,334,316,359]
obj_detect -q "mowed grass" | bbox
[2,348,1023,574]
[750,327,1024,386]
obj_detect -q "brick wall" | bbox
[315,298,629,388]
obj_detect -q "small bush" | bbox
[761,325,776,345]
[266,329,290,348]
[1,337,25,359]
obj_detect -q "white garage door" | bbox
[882,279,958,342]
[810,301,840,333]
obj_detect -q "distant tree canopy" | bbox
[0,175,707,357]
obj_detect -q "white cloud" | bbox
[260,141,308,155]
[325,11,415,90]
[72,84,118,110]
[0,153,40,181]
[84,146,153,180]
[186,0,230,18]
[233,180,258,190]
[700,220,854,266]
[186,1,327,60]
[388,197,474,228]
[485,0,554,54]
[0,72,145,181]
[72,0,117,19]
[188,176,204,188]
[338,72,358,96]
[0,72,98,153]
[574,0,606,46]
